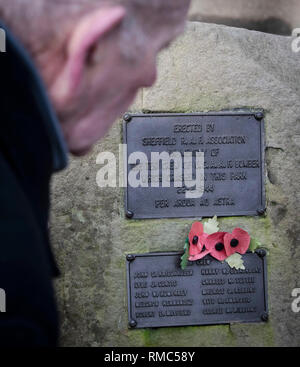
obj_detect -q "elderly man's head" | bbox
[1,0,190,155]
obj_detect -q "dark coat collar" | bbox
[0,21,68,172]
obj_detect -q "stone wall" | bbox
[50,22,300,347]
[188,0,300,35]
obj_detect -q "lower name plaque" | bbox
[126,251,268,329]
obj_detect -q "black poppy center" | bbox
[230,239,239,248]
[215,242,224,251]
[192,236,198,245]
[201,245,206,252]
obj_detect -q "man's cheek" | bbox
[66,86,137,155]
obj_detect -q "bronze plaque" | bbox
[123,112,265,219]
[126,251,268,329]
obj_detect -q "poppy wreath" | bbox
[187,221,251,262]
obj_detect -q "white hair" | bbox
[0,0,188,55]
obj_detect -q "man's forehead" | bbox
[136,0,190,24]
[127,0,190,14]
[128,0,190,7]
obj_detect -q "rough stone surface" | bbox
[188,0,300,35]
[50,22,300,346]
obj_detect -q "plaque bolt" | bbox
[261,312,268,322]
[256,249,266,258]
[129,319,137,328]
[126,254,135,262]
[126,210,134,219]
[254,112,264,120]
[123,113,132,122]
[257,208,265,216]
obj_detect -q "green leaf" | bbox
[181,239,190,270]
[225,253,245,270]
[203,215,219,234]
[183,237,189,250]
[249,237,262,253]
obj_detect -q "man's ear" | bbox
[51,6,126,106]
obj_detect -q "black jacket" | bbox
[0,23,68,346]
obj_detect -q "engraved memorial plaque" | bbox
[123,113,265,219]
[126,251,268,329]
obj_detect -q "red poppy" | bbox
[224,228,250,257]
[189,233,210,261]
[188,222,205,259]
[205,232,227,261]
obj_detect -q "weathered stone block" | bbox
[188,0,300,35]
[50,22,300,346]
